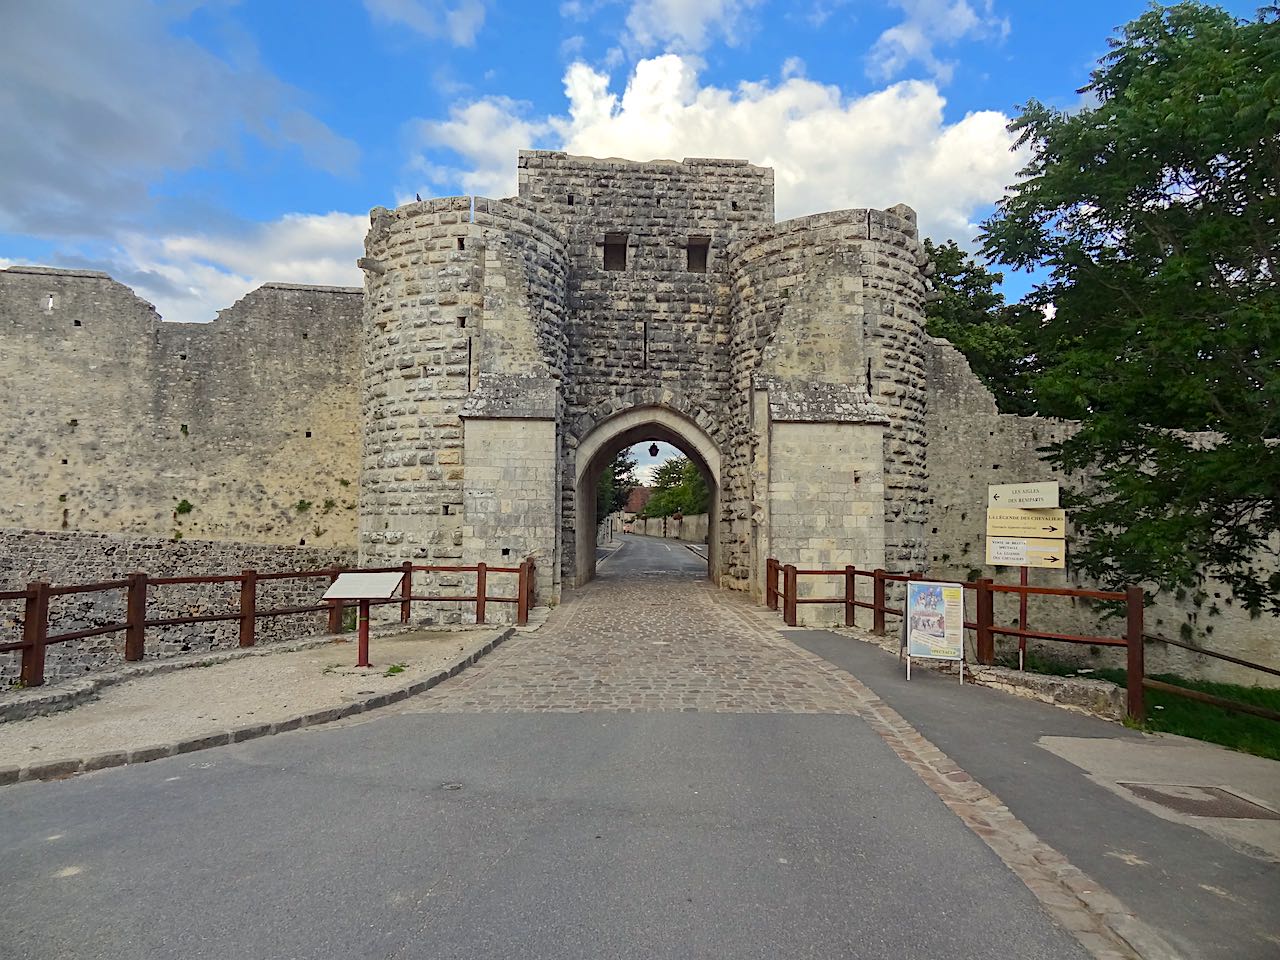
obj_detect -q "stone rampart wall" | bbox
[923,338,1278,688]
[0,266,362,549]
[0,529,354,685]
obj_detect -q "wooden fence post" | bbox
[400,561,413,623]
[844,565,856,627]
[20,581,49,688]
[783,564,798,627]
[766,558,778,611]
[975,578,994,665]
[326,567,343,634]
[475,563,487,625]
[124,572,147,661]
[239,569,257,648]
[1126,586,1145,724]
[517,559,531,626]
[872,569,886,635]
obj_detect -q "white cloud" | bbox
[0,1,357,241]
[417,54,1024,243]
[869,0,1009,83]
[108,212,367,324]
[625,0,763,53]
[363,0,488,45]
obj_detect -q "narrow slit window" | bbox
[458,316,466,328]
[687,237,710,273]
[567,194,575,206]
[603,233,627,271]
[456,237,466,251]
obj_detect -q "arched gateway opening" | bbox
[573,406,721,587]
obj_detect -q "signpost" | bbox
[987,481,1060,509]
[903,580,965,684]
[984,482,1068,670]
[322,571,406,668]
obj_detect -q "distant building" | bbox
[625,486,653,516]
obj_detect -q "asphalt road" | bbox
[0,541,1089,960]
[600,533,708,578]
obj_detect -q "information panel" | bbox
[905,580,965,661]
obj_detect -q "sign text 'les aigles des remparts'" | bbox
[984,482,1067,570]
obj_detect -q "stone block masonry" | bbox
[0,267,362,549]
[0,529,354,685]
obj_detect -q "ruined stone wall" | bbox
[0,529,353,685]
[923,338,1279,688]
[0,267,362,548]
[517,151,773,587]
[730,208,930,590]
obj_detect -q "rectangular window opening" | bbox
[456,237,466,251]
[443,504,451,516]
[567,194,575,206]
[687,237,710,274]
[73,319,82,327]
[458,316,466,328]
[603,233,627,271]
[305,431,312,438]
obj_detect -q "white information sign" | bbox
[322,572,405,600]
[987,481,1060,509]
[904,580,965,683]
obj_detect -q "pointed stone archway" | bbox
[572,405,721,587]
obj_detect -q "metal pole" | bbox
[356,598,372,668]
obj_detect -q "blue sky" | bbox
[0,0,1261,326]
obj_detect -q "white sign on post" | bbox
[987,481,1060,509]
[984,536,1066,570]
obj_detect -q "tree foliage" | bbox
[923,238,1041,416]
[596,449,639,518]
[641,456,709,518]
[980,2,1280,613]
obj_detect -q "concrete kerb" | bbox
[0,625,515,788]
[0,621,497,724]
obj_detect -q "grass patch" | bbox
[384,663,408,677]
[1001,651,1280,761]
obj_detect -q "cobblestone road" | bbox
[410,536,860,714]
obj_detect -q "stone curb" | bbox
[722,598,1181,960]
[0,626,514,788]
[0,621,487,724]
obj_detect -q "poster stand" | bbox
[903,579,966,685]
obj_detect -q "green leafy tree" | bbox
[923,238,1041,416]
[641,456,709,518]
[980,2,1280,613]
[596,449,639,518]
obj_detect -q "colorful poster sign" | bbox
[905,580,965,661]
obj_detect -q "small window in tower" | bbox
[61,458,68,465]
[567,194,575,206]
[443,504,451,516]
[458,316,466,328]
[456,237,466,251]
[687,237,710,273]
[305,431,312,438]
[603,233,627,271]
[302,332,308,340]
[179,354,187,360]
[73,319,82,327]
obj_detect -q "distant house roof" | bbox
[625,486,653,514]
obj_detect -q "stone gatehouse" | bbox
[360,151,927,606]
[2,150,1273,682]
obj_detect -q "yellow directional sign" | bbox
[987,481,1060,509]
[985,536,1066,570]
[985,508,1066,539]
